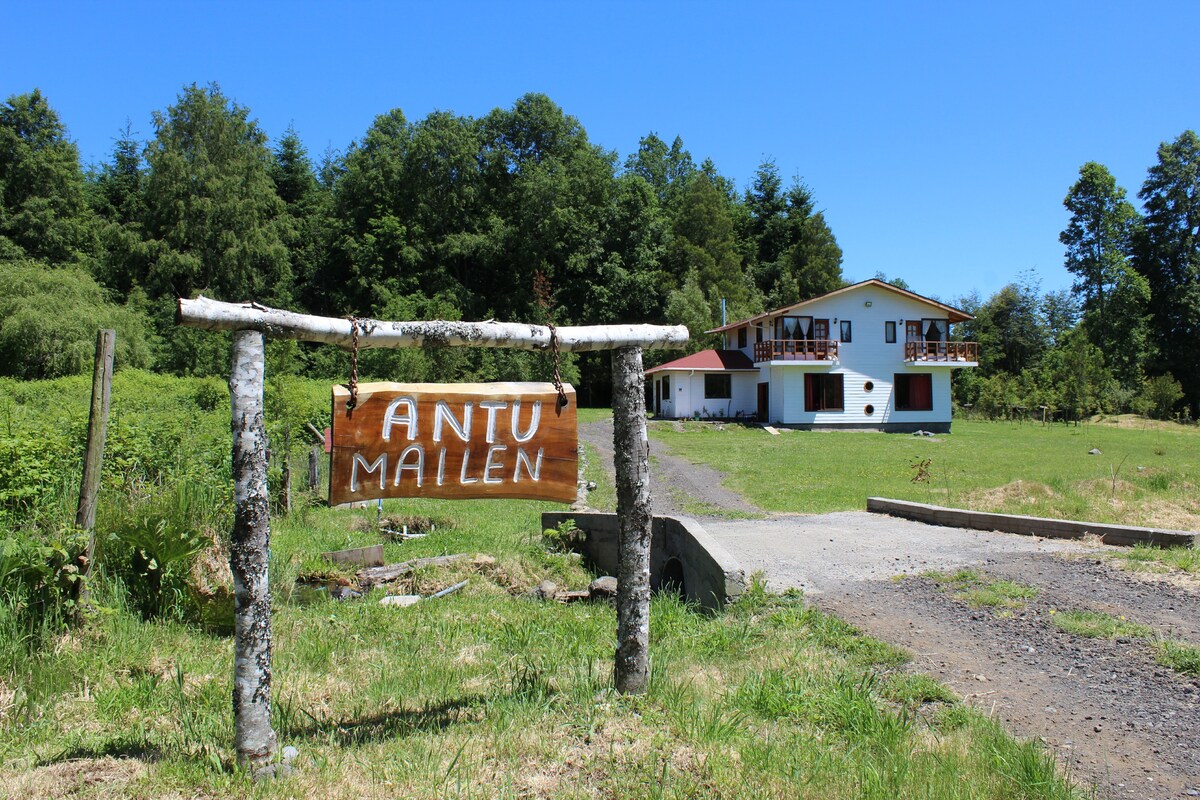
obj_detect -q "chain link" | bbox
[547,323,568,413]
[346,316,361,411]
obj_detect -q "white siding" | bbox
[761,284,963,427]
[655,370,757,419]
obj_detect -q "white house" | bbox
[647,279,978,432]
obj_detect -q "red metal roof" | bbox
[646,349,756,375]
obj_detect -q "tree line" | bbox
[0,83,1196,416]
[952,141,1200,422]
[0,84,843,403]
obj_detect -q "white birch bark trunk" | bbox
[229,330,277,769]
[610,346,652,694]
[179,297,688,352]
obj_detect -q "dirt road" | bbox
[580,420,1200,799]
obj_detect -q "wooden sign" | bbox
[329,382,577,506]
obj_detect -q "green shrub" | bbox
[0,258,154,379]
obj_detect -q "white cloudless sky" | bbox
[4,0,1197,305]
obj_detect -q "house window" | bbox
[894,373,933,411]
[840,320,852,342]
[804,374,844,411]
[662,375,670,394]
[737,327,747,349]
[776,316,813,340]
[885,321,896,343]
[922,319,946,342]
[704,374,732,399]
[756,325,763,343]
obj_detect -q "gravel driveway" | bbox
[580,419,1200,799]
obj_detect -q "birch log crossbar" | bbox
[178,297,689,351]
[329,382,578,505]
[177,296,687,773]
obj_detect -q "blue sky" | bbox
[4,1,1198,305]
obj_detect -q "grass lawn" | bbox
[646,417,1200,529]
[0,494,1089,799]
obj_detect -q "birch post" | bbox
[611,346,652,694]
[75,329,115,608]
[229,330,277,769]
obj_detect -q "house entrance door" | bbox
[905,321,922,342]
[757,382,769,423]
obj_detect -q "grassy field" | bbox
[0,379,1100,797]
[645,417,1200,530]
[0,495,1089,799]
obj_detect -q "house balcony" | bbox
[753,339,839,363]
[904,341,979,363]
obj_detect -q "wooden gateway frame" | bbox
[177,297,688,772]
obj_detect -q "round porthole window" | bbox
[864,404,875,416]
[864,381,875,392]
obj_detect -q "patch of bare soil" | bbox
[822,554,1200,799]
[0,756,146,798]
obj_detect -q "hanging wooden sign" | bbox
[329,382,577,506]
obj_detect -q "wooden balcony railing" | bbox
[904,341,978,362]
[753,339,839,362]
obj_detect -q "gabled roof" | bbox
[646,349,756,375]
[706,279,974,333]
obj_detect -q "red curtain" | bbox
[910,374,932,410]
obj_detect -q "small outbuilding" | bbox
[646,349,758,420]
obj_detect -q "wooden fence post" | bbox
[75,329,115,608]
[307,445,320,490]
[611,346,652,694]
[229,330,277,770]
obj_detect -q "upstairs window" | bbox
[738,327,747,349]
[840,320,852,342]
[885,321,896,343]
[704,373,732,399]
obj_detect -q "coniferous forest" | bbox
[2,83,1198,416]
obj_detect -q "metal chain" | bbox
[547,322,568,413]
[346,316,361,411]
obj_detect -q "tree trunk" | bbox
[229,330,277,769]
[75,329,115,610]
[610,346,652,694]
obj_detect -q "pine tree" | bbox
[0,90,97,264]
[1135,131,1200,411]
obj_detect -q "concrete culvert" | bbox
[658,557,686,597]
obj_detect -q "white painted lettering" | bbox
[483,445,507,484]
[459,448,478,484]
[381,397,418,441]
[514,447,543,482]
[433,400,472,442]
[436,447,447,486]
[350,452,387,492]
[479,400,507,443]
[511,400,541,443]
[393,444,424,487]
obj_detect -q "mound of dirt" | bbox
[961,480,1059,510]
